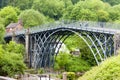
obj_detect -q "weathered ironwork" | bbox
[4,21,120,69]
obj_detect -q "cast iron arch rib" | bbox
[29,28,114,68]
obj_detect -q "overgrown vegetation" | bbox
[54,52,91,72]
[0,41,26,77]
[78,52,120,80]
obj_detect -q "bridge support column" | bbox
[114,33,120,55]
[12,31,16,41]
[25,29,30,66]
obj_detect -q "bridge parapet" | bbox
[4,21,120,37]
[28,21,120,35]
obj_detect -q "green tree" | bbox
[62,5,74,19]
[0,0,33,10]
[32,0,65,20]
[102,0,120,6]
[0,6,20,26]
[61,0,73,8]
[5,41,25,55]
[0,17,5,43]
[0,44,26,76]
[9,0,33,10]
[55,52,70,70]
[97,10,110,22]
[63,0,110,21]
[108,4,120,22]
[19,9,46,28]
[78,52,120,80]
[76,9,97,21]
[0,24,5,43]
[71,0,80,4]
[54,52,91,72]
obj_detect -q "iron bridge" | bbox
[4,21,120,69]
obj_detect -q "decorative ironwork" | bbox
[4,21,120,69]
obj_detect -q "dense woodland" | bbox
[0,0,120,79]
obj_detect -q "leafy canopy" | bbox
[32,0,65,20]
[19,9,46,28]
[78,52,120,80]
[0,6,20,26]
[0,42,26,77]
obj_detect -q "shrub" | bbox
[54,52,91,72]
[5,41,25,55]
[0,53,26,76]
[78,54,120,80]
[67,72,75,80]
[38,68,44,74]
[0,42,26,77]
[67,57,91,72]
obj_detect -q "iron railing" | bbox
[5,21,120,37]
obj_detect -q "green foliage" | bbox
[10,0,33,10]
[78,53,120,80]
[62,5,74,19]
[55,52,71,70]
[102,0,120,6]
[0,44,26,77]
[19,9,46,28]
[0,17,5,43]
[54,52,91,72]
[67,56,91,72]
[0,6,20,26]
[0,0,33,10]
[32,0,65,20]
[54,62,60,71]
[0,53,26,76]
[71,0,80,4]
[108,4,120,22]
[38,68,44,74]
[97,10,109,22]
[77,9,97,21]
[64,35,96,66]
[66,72,75,80]
[63,0,111,22]
[5,41,25,55]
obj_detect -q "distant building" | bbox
[70,49,80,56]
[6,19,23,33]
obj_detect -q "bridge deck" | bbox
[5,21,120,37]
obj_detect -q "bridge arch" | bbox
[29,28,114,68]
[44,28,102,65]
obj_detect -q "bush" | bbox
[5,41,25,56]
[0,53,26,76]
[0,42,26,77]
[54,52,91,72]
[78,54,120,80]
[19,9,46,28]
[67,72,75,80]
[38,68,44,74]
[67,57,90,72]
